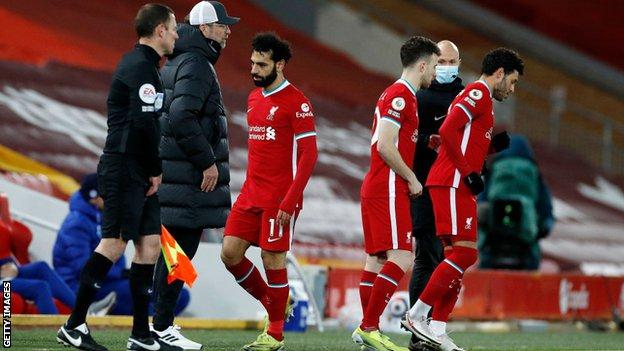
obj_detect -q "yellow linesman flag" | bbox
[160,225,198,287]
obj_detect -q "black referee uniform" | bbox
[409,77,464,312]
[98,44,164,241]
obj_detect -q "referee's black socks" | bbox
[67,252,113,329]
[129,262,155,338]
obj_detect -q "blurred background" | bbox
[1,0,623,335]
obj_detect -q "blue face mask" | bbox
[435,65,459,84]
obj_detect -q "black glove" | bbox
[481,162,489,176]
[464,172,484,195]
[491,131,511,152]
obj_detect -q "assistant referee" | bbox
[57,4,179,351]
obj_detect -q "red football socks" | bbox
[432,278,462,322]
[266,268,289,341]
[431,246,461,322]
[420,246,476,307]
[420,258,463,306]
[359,270,377,314]
[225,257,269,309]
[360,261,405,330]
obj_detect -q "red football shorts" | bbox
[224,195,298,252]
[361,196,413,255]
[429,186,477,241]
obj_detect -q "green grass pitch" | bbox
[10,327,624,350]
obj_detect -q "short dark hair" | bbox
[481,48,524,76]
[252,32,292,63]
[135,3,174,38]
[400,36,440,68]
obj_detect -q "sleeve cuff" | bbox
[279,200,297,215]
[190,152,216,171]
[149,160,162,177]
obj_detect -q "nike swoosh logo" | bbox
[94,283,101,288]
[267,237,282,243]
[62,328,82,346]
[130,338,160,350]
[247,107,253,113]
[434,114,446,121]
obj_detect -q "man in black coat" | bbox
[151,1,238,349]
[408,40,465,351]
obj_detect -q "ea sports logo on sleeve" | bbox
[139,83,157,104]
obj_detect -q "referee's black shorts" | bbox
[97,154,161,241]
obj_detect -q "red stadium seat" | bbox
[9,220,32,265]
[10,292,26,314]
[0,193,10,224]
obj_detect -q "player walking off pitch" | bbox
[220,32,318,351]
[402,48,523,351]
[353,36,440,351]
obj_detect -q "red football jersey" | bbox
[361,79,419,198]
[239,80,317,209]
[427,80,494,188]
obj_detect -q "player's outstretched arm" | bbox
[377,121,422,196]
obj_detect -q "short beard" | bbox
[493,78,507,101]
[493,84,505,101]
[421,76,432,89]
[252,66,278,88]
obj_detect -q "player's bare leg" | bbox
[221,236,252,266]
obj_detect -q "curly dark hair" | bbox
[400,36,440,68]
[481,48,524,76]
[252,32,292,63]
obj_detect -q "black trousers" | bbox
[408,187,444,308]
[152,227,203,329]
